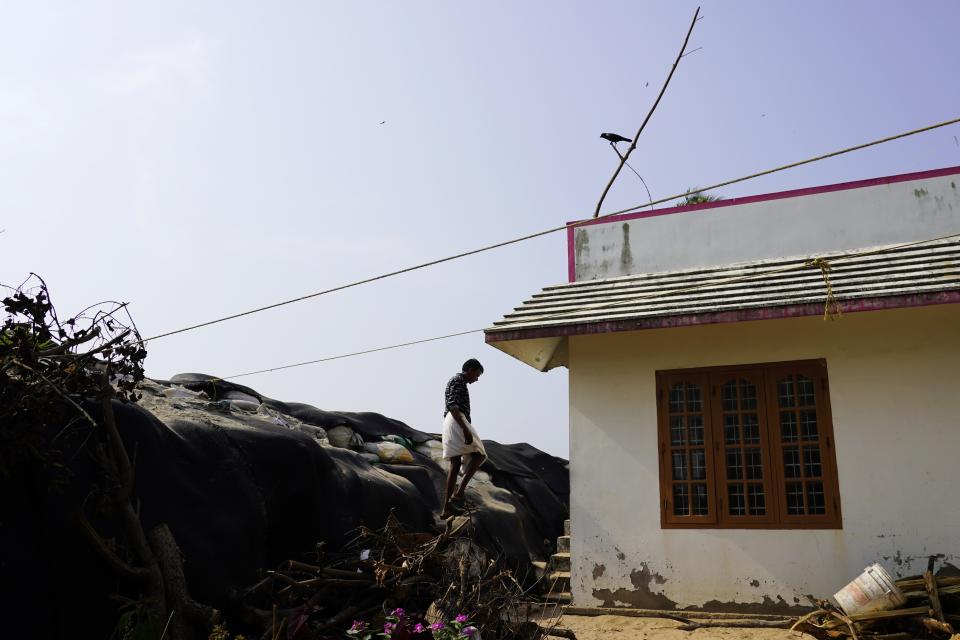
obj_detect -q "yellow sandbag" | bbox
[363,441,414,464]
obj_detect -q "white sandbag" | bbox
[416,439,445,461]
[327,425,355,449]
[421,439,443,451]
[223,390,261,404]
[296,423,327,440]
[363,441,414,464]
[228,399,260,412]
[472,470,492,484]
[162,385,199,399]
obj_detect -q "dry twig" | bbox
[593,6,701,218]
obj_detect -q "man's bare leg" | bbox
[453,453,486,500]
[441,456,462,517]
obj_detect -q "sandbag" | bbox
[228,399,260,412]
[364,441,414,464]
[416,440,444,462]
[326,425,355,448]
[163,385,200,399]
[382,434,415,450]
[224,390,262,405]
[296,423,327,440]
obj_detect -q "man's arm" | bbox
[448,407,473,445]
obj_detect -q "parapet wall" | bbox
[569,167,960,281]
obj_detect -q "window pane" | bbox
[673,484,690,516]
[748,484,766,515]
[671,451,688,480]
[803,446,822,478]
[785,482,805,514]
[690,449,706,480]
[780,411,798,442]
[686,384,703,412]
[660,364,836,527]
[740,379,758,410]
[783,447,801,478]
[692,484,709,515]
[742,414,760,443]
[800,410,818,440]
[778,377,796,408]
[724,414,739,444]
[797,375,815,406]
[722,380,738,411]
[688,414,704,445]
[726,449,743,480]
[807,481,826,514]
[670,415,686,445]
[669,384,684,413]
[728,483,746,516]
[745,448,763,480]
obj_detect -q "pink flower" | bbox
[349,620,367,632]
[429,622,445,631]
[413,623,426,633]
[392,607,406,617]
[455,614,469,623]
[384,621,396,634]
[462,626,477,636]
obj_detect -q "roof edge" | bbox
[484,290,960,343]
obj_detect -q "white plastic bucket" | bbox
[833,563,907,615]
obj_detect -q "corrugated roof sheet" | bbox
[486,237,960,336]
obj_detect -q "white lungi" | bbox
[442,412,487,460]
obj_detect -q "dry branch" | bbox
[593,6,701,218]
[676,618,794,631]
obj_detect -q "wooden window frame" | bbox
[656,359,842,530]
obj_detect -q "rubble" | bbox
[793,558,959,639]
[235,512,573,640]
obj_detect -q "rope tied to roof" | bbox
[805,257,843,320]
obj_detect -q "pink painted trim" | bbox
[484,290,960,343]
[565,165,960,282]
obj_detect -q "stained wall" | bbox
[568,304,960,610]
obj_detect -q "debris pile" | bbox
[794,558,959,639]
[231,512,572,640]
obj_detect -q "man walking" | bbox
[440,358,487,518]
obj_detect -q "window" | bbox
[656,360,841,529]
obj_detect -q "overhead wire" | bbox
[139,116,960,345]
[216,231,960,381]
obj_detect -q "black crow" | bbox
[600,132,632,144]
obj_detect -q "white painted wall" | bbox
[568,303,960,610]
[574,170,960,281]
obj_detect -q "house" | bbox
[484,166,960,612]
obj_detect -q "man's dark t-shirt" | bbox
[444,373,471,423]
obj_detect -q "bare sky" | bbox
[2,2,958,458]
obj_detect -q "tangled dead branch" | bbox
[232,512,570,640]
[1,274,218,640]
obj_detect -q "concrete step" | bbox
[547,570,571,592]
[551,552,570,573]
[563,519,570,536]
[557,535,570,554]
[531,560,548,580]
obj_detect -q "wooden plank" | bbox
[896,575,960,590]
[924,570,945,623]
[848,606,929,622]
